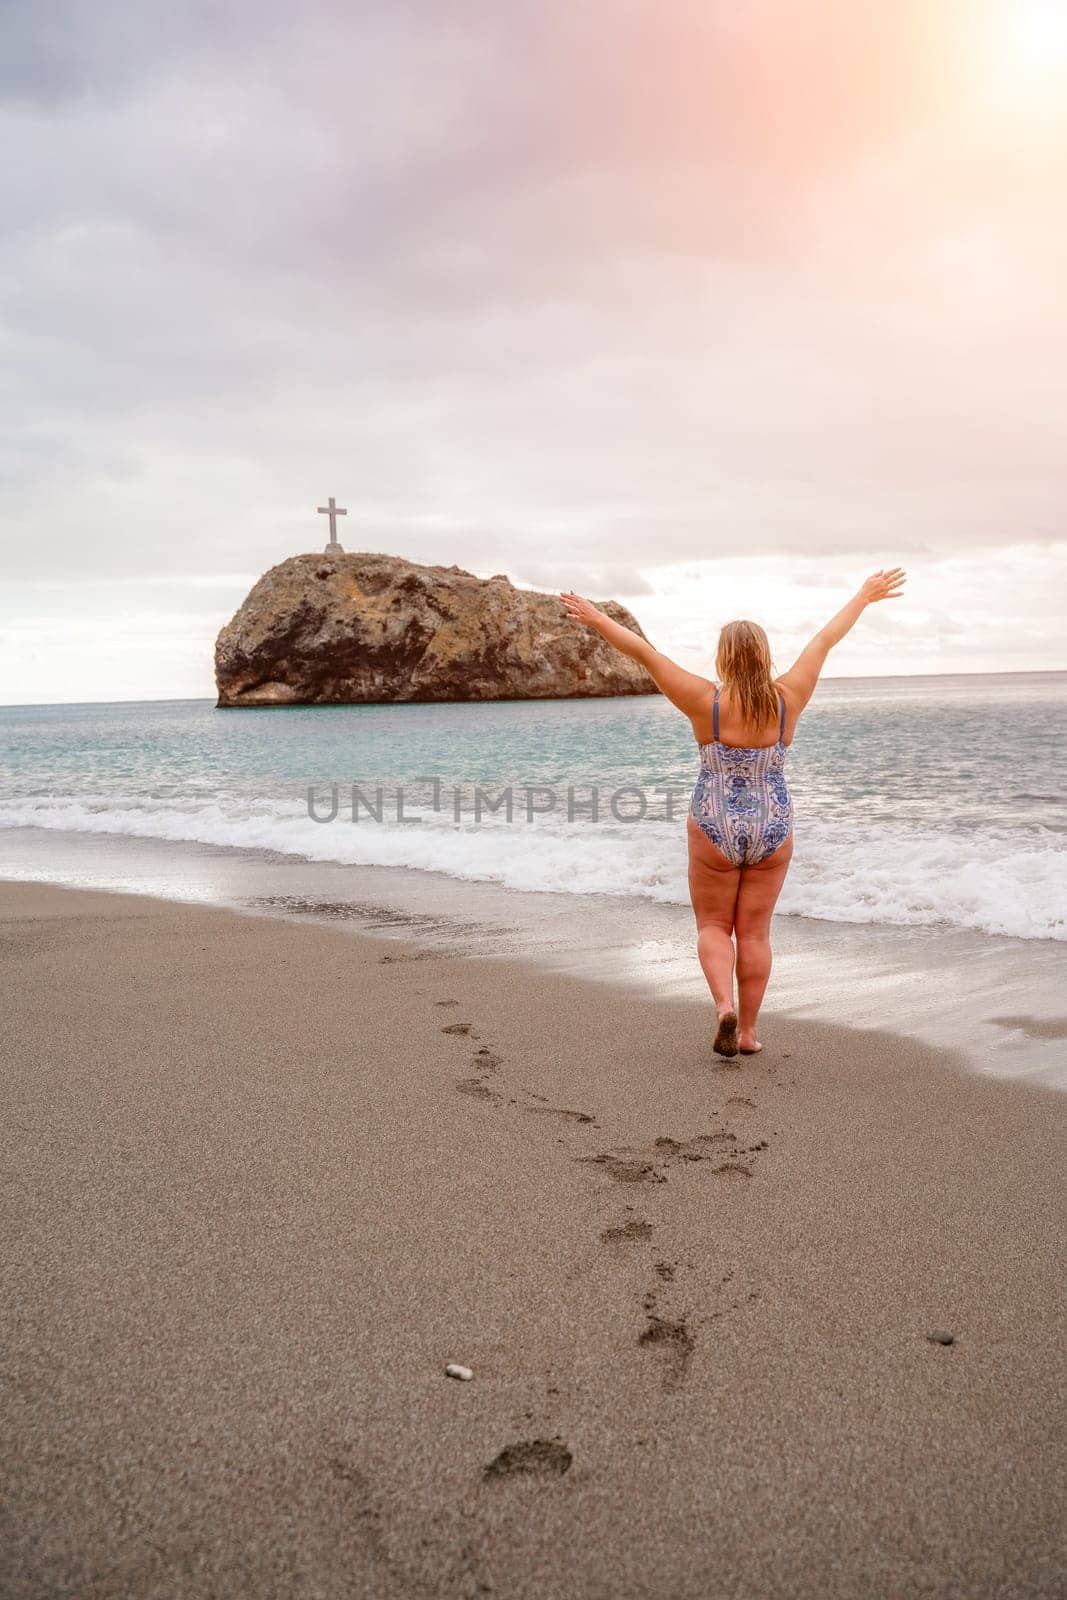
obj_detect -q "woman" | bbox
[560,569,906,1058]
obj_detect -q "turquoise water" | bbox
[2,673,1066,940]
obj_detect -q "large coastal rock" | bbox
[214,552,659,707]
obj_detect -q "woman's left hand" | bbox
[560,591,602,626]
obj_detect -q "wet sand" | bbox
[1,880,1064,1599]
[5,822,1067,1091]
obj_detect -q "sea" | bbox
[2,673,1066,1085]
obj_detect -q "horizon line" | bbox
[1,665,1065,711]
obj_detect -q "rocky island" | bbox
[214,552,659,707]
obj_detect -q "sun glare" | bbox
[1006,0,1067,65]
[979,0,1067,121]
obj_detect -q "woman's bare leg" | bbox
[686,816,741,1033]
[733,835,794,1051]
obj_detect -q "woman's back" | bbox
[691,682,793,749]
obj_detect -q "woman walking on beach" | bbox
[560,570,906,1057]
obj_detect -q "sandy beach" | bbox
[1,879,1064,1599]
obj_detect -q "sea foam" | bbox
[2,794,1064,943]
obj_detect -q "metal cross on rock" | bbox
[317,496,347,552]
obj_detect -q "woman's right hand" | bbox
[560,592,603,626]
[858,568,907,604]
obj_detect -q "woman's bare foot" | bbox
[738,1031,762,1055]
[713,1009,739,1058]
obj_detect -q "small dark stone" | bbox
[926,1330,955,1345]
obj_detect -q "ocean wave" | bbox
[1,794,1064,942]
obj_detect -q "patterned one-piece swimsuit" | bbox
[689,688,794,867]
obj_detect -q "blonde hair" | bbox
[715,620,780,731]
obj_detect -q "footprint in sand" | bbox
[600,1218,653,1244]
[455,1077,503,1105]
[579,1152,668,1185]
[710,1162,752,1180]
[453,1040,509,1106]
[433,999,460,1008]
[483,1439,573,1479]
[653,1133,737,1161]
[580,1130,753,1185]
[522,1104,597,1126]
[638,1314,695,1391]
[441,1022,475,1036]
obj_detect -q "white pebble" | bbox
[445,1363,474,1381]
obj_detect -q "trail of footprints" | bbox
[433,1004,601,1126]
[429,992,774,1443]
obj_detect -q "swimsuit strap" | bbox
[779,693,786,742]
[712,687,720,742]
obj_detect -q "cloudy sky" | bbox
[2,0,1066,703]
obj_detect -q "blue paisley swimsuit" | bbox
[690,688,794,867]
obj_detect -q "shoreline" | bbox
[2,879,1065,1598]
[3,824,1066,1092]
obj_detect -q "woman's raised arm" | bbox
[778,568,907,710]
[560,591,713,718]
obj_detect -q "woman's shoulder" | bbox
[772,678,802,744]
